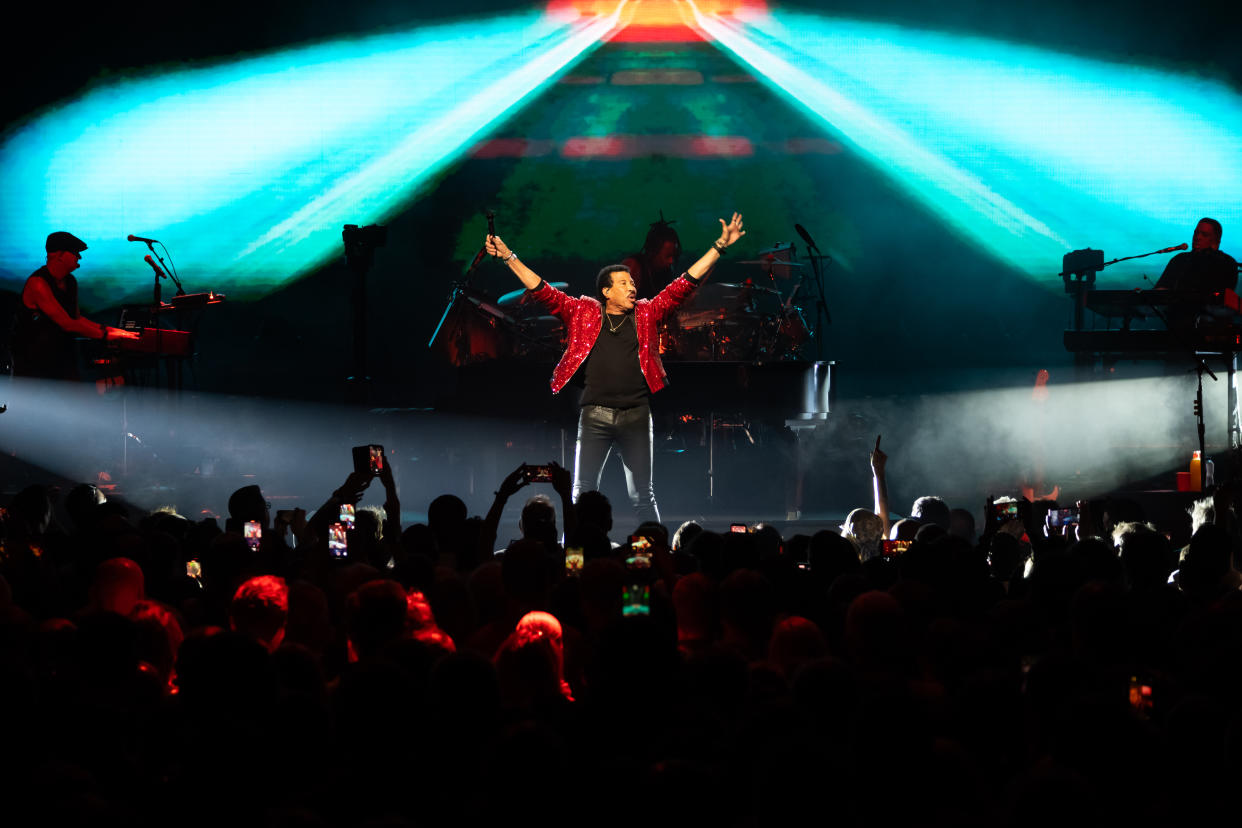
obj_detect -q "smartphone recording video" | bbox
[566,547,584,575]
[352,444,385,477]
[622,584,650,617]
[1048,507,1079,528]
[244,520,261,551]
[990,500,1021,524]
[524,464,554,483]
[1129,675,1153,719]
[329,522,348,558]
[625,536,653,571]
[339,502,356,530]
[882,539,911,557]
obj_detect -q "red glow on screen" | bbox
[470,136,842,160]
[607,25,704,43]
[548,0,767,43]
[471,138,557,159]
[561,134,753,158]
[611,69,704,85]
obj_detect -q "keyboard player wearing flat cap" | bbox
[11,231,138,380]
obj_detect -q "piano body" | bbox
[1063,287,1242,448]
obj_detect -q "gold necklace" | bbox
[606,312,630,333]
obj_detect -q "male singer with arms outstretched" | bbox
[486,213,745,523]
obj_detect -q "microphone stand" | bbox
[429,212,508,364]
[1097,244,1186,270]
[793,223,833,360]
[1144,300,1216,492]
[144,241,185,296]
[145,244,165,391]
[803,247,831,361]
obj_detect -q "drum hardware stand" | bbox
[760,259,808,360]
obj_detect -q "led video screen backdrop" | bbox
[1,0,1238,311]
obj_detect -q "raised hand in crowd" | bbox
[870,435,891,539]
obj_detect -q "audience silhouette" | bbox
[2,445,1240,828]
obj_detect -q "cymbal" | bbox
[736,258,805,267]
[713,283,782,294]
[757,242,796,256]
[497,282,568,306]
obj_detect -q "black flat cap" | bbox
[45,231,87,254]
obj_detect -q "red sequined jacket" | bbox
[530,273,700,395]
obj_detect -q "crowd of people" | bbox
[2,444,1241,828]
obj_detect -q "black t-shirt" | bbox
[11,267,81,380]
[1155,248,1239,292]
[580,311,648,408]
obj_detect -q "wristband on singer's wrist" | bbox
[712,241,728,255]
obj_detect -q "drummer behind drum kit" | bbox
[430,242,815,367]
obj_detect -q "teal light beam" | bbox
[690,3,1242,283]
[0,5,624,303]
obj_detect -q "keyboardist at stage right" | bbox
[1154,217,1238,293]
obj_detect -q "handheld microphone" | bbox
[128,234,159,244]
[486,210,496,237]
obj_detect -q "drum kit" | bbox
[430,243,818,366]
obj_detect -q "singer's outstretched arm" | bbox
[485,235,542,290]
[685,212,745,281]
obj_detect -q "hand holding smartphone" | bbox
[523,464,554,484]
[352,444,385,477]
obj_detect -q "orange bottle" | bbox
[1190,451,1202,492]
